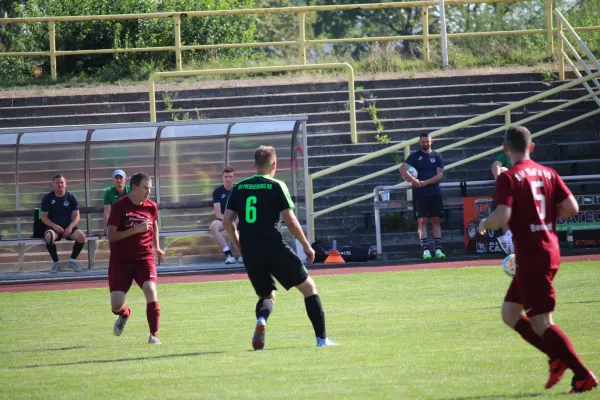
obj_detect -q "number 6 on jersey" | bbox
[246,196,257,223]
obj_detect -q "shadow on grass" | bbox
[442,392,562,399]
[12,350,225,369]
[0,346,87,354]
[478,299,600,310]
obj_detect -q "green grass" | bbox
[1,261,599,399]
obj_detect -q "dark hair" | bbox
[52,174,64,181]
[420,133,430,139]
[504,126,531,153]
[130,172,150,187]
[222,167,235,174]
[254,146,276,168]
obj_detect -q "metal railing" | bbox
[306,70,600,241]
[555,10,600,107]
[2,0,600,80]
[148,63,357,143]
[372,175,600,256]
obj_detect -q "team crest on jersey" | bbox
[418,156,423,161]
[221,194,226,198]
[50,199,56,204]
[430,156,436,163]
[64,201,70,207]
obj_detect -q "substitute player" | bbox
[223,145,336,350]
[107,173,165,345]
[479,126,597,393]
[491,152,514,254]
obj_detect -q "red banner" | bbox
[463,196,505,254]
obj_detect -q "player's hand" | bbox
[155,248,165,258]
[53,225,64,235]
[478,219,487,235]
[411,179,421,188]
[303,245,316,264]
[135,221,151,233]
[63,227,73,238]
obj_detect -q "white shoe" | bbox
[148,335,161,344]
[497,236,510,255]
[423,249,432,260]
[51,261,60,274]
[113,315,128,336]
[225,255,236,264]
[316,337,339,347]
[69,259,81,272]
[237,256,243,264]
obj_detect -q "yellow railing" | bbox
[306,70,600,240]
[148,63,358,143]
[3,0,600,80]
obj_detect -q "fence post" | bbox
[173,15,183,71]
[557,19,565,80]
[48,21,57,81]
[505,110,511,127]
[298,12,307,65]
[545,0,554,58]
[149,79,157,122]
[404,145,412,203]
[422,7,429,62]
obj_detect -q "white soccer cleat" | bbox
[423,249,432,260]
[51,261,61,274]
[237,256,244,264]
[497,236,511,255]
[113,315,128,336]
[225,255,237,264]
[69,260,81,272]
[148,335,161,345]
[316,337,339,347]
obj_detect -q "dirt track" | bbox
[3,254,599,293]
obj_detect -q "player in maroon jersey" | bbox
[479,126,597,393]
[107,173,165,345]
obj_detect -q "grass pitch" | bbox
[1,261,599,399]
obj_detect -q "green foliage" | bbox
[364,104,385,133]
[381,211,408,233]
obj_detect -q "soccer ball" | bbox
[502,254,517,277]
[406,166,418,180]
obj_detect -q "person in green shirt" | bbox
[100,169,131,237]
[491,151,513,179]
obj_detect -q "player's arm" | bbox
[102,205,111,236]
[213,203,224,220]
[152,219,165,258]
[282,209,315,264]
[422,167,444,187]
[557,195,579,220]
[480,205,512,232]
[223,209,241,254]
[107,223,149,242]
[491,160,503,179]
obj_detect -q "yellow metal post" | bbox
[404,145,412,203]
[422,7,429,62]
[298,12,307,65]
[545,0,554,58]
[347,64,357,144]
[505,110,511,127]
[308,175,315,242]
[149,79,157,122]
[173,15,183,71]
[557,19,565,80]
[48,22,57,81]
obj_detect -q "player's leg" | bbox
[67,228,85,272]
[108,263,133,336]
[244,255,277,350]
[413,197,430,259]
[531,312,597,392]
[253,292,275,351]
[295,276,336,347]
[210,220,236,264]
[429,195,445,258]
[44,229,61,273]
[141,280,161,344]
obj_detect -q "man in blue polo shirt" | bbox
[210,167,242,264]
[399,133,446,260]
[41,173,86,273]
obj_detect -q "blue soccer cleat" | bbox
[316,337,338,347]
[252,318,266,350]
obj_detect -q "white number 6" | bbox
[532,181,546,220]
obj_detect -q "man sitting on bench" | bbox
[41,173,86,273]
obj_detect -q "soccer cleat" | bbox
[435,249,446,259]
[69,260,81,272]
[237,256,244,264]
[570,373,598,393]
[423,250,432,260]
[51,261,61,274]
[148,335,161,345]
[545,359,568,389]
[316,337,338,347]
[113,315,128,336]
[225,255,237,264]
[497,236,511,255]
[252,318,266,351]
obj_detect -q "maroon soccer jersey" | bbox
[495,159,571,269]
[108,196,158,263]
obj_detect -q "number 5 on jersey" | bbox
[246,196,257,223]
[531,181,546,220]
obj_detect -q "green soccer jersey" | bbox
[496,152,512,169]
[225,175,294,243]
[103,185,131,205]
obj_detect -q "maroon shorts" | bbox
[504,265,558,317]
[108,259,157,293]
